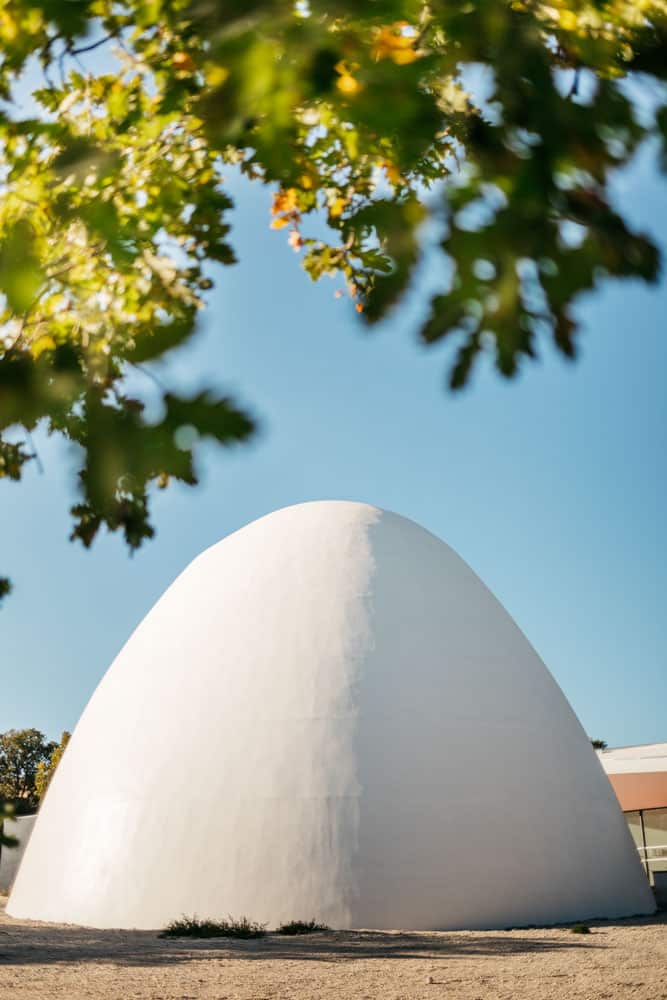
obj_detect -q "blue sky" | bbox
[1,107,665,748]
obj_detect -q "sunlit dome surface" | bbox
[8,501,653,929]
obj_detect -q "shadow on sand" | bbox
[2,904,664,969]
[0,925,598,968]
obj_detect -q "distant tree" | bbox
[0,795,17,848]
[1,2,667,598]
[34,731,71,802]
[591,738,608,750]
[0,729,57,812]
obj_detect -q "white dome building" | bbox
[8,502,653,929]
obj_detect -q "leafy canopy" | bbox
[0,728,57,811]
[1,0,666,596]
[0,728,69,846]
[34,730,70,801]
[0,795,17,848]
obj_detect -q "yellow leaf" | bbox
[391,48,418,65]
[329,197,347,218]
[335,60,362,96]
[336,74,361,96]
[272,188,298,214]
[31,335,56,359]
[383,161,402,186]
[372,22,418,63]
[288,229,303,251]
[0,12,18,42]
[559,10,578,31]
[206,64,229,87]
[270,216,290,229]
[172,51,196,72]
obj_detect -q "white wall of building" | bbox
[8,502,654,929]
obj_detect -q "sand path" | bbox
[1,898,665,999]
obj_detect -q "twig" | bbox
[25,430,44,475]
[130,361,168,391]
[568,66,581,98]
[39,35,60,90]
[68,33,118,57]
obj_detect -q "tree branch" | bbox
[68,33,118,57]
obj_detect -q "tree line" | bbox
[0,729,71,816]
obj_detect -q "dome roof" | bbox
[8,501,653,929]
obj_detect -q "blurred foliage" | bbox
[1,0,666,596]
[0,795,17,849]
[0,728,57,812]
[34,729,70,800]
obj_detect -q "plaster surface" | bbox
[0,815,36,893]
[8,502,654,929]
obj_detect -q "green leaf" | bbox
[122,315,197,363]
[0,221,44,315]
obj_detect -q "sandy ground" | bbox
[0,898,665,1000]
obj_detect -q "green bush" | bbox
[159,915,267,939]
[276,919,330,935]
[570,923,591,935]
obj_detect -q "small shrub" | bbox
[159,915,267,939]
[276,919,330,935]
[570,922,591,935]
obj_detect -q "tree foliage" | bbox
[34,729,70,801]
[0,728,57,811]
[0,795,17,848]
[1,0,666,594]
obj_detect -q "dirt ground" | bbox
[0,897,665,1000]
